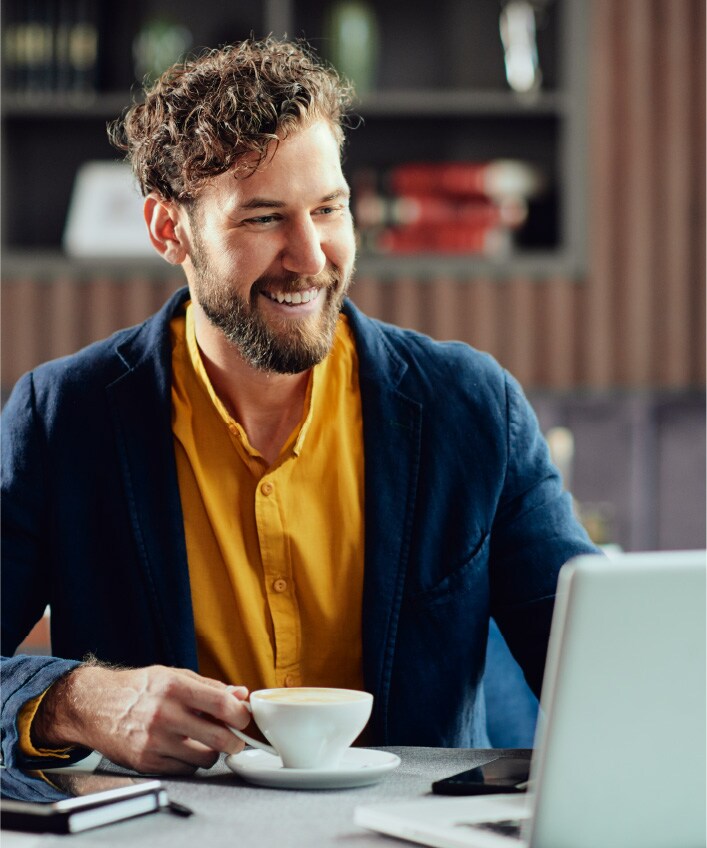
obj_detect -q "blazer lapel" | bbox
[105,290,198,670]
[345,303,423,743]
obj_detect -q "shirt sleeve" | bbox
[17,690,74,760]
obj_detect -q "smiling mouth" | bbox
[262,287,321,306]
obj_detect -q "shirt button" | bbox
[273,578,288,593]
[284,674,298,687]
[260,481,273,496]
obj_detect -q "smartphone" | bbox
[431,756,532,796]
[1,770,168,834]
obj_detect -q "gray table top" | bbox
[3,748,529,847]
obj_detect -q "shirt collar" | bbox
[184,301,320,460]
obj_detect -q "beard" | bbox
[189,234,353,375]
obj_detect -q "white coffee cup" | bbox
[228,687,373,769]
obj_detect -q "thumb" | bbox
[227,685,249,700]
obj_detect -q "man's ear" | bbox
[144,193,189,264]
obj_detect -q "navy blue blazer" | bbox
[1,288,596,767]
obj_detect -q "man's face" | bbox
[183,120,356,374]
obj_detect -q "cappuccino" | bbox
[256,688,367,704]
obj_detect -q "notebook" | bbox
[355,550,707,848]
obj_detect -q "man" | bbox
[1,38,597,775]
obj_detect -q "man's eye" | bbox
[246,215,278,225]
[316,205,344,216]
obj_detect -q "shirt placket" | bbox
[255,470,301,687]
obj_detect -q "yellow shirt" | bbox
[171,303,366,692]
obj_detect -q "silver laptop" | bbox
[355,550,707,848]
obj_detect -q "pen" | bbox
[158,790,194,818]
[167,799,194,817]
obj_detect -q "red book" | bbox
[388,160,545,200]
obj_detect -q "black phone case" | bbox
[432,758,531,796]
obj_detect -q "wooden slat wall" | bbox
[584,0,705,389]
[1,0,704,394]
[1,275,184,390]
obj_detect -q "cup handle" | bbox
[226,689,278,757]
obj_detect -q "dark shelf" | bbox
[0,0,587,276]
[1,92,137,120]
[357,89,569,118]
[1,88,568,121]
[1,248,582,282]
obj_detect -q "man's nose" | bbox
[281,217,326,277]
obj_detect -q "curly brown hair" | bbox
[108,37,356,202]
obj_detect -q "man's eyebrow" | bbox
[238,197,287,211]
[321,189,351,202]
[237,189,350,211]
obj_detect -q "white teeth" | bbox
[267,288,319,305]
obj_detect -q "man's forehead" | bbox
[234,118,340,172]
[200,124,346,211]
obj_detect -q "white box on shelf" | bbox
[63,161,153,257]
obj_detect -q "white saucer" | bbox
[225,748,401,790]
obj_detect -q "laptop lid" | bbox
[354,550,706,848]
[528,550,706,848]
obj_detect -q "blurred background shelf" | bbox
[348,90,569,116]
[1,0,586,268]
[1,89,569,119]
[1,92,133,119]
[0,89,569,119]
[0,248,580,281]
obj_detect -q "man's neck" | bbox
[192,306,311,466]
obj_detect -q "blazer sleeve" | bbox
[2,372,53,654]
[488,370,600,696]
[1,373,89,768]
[0,655,87,768]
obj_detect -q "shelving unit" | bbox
[1,0,587,279]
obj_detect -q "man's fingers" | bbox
[168,704,248,755]
[161,674,251,730]
[136,671,250,755]
[120,722,223,774]
[221,733,246,756]
[167,738,221,771]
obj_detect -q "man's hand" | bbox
[31,664,251,774]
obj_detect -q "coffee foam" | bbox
[255,688,367,704]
